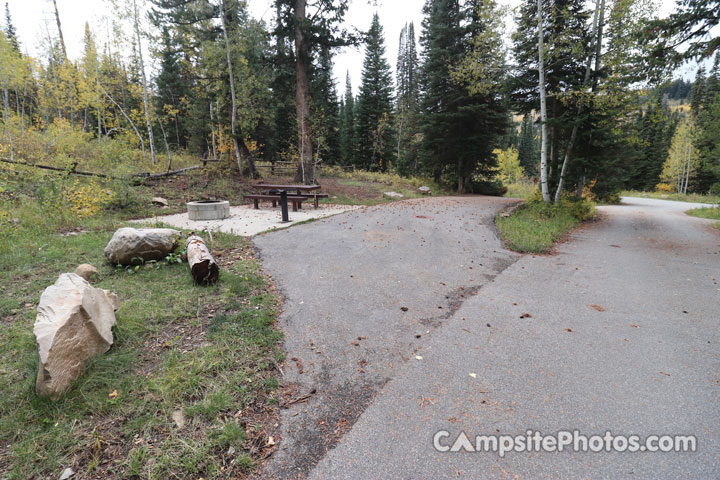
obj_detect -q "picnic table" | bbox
[245,184,329,209]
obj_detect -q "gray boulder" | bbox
[34,273,120,400]
[418,186,432,195]
[104,227,181,265]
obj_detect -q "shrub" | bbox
[64,179,116,218]
[708,183,720,197]
[560,196,597,221]
[655,182,675,193]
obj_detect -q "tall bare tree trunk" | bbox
[133,0,156,165]
[537,0,550,203]
[294,0,314,184]
[52,0,67,59]
[219,0,244,175]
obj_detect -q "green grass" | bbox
[0,179,282,478]
[686,206,720,220]
[622,190,720,205]
[496,199,596,254]
[686,206,720,230]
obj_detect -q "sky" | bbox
[6,0,701,95]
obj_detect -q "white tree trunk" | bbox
[133,0,156,165]
[537,0,550,203]
[219,0,244,175]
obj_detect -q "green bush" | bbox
[559,196,597,221]
[708,183,720,197]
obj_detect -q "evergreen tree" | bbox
[310,46,341,165]
[518,115,538,177]
[3,2,17,52]
[355,13,395,171]
[695,54,720,191]
[420,0,509,192]
[155,27,190,150]
[644,0,720,74]
[627,93,676,190]
[690,67,706,118]
[396,22,420,175]
[269,4,296,162]
[339,72,355,165]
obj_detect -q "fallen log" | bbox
[1,158,109,178]
[133,166,201,179]
[186,234,219,285]
[0,158,201,180]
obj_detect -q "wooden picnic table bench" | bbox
[251,184,328,208]
[243,194,308,211]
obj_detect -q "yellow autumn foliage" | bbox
[64,179,115,218]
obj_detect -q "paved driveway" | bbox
[254,196,719,479]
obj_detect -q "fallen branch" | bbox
[1,158,109,178]
[1,158,201,180]
[133,166,201,179]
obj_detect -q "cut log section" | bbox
[186,234,219,285]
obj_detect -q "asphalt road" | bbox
[254,196,719,479]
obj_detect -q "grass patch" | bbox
[0,183,282,477]
[687,207,720,230]
[686,206,720,220]
[496,198,596,254]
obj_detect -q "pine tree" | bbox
[690,67,706,118]
[644,0,720,74]
[3,2,18,52]
[269,3,297,162]
[155,27,190,150]
[78,23,102,139]
[310,46,341,165]
[355,13,395,171]
[396,22,420,175]
[518,115,538,177]
[628,93,676,190]
[339,72,355,165]
[419,0,509,192]
[695,54,720,191]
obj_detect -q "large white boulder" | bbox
[34,273,120,400]
[104,227,181,265]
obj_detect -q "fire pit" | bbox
[187,200,230,221]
